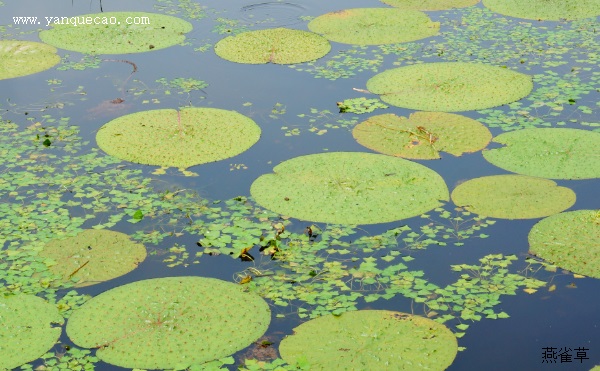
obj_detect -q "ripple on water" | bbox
[240,2,306,27]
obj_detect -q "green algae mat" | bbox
[39,229,146,287]
[39,12,192,54]
[279,310,457,370]
[250,152,449,225]
[381,0,480,10]
[451,175,576,219]
[483,0,600,20]
[483,128,600,180]
[353,112,491,159]
[96,108,261,169]
[214,28,331,64]
[0,295,63,370]
[366,63,533,112]
[0,41,60,80]
[529,210,600,279]
[66,277,271,369]
[307,8,439,45]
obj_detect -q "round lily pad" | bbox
[250,152,449,225]
[483,128,600,180]
[483,0,600,20]
[529,210,600,278]
[39,229,146,287]
[0,40,60,80]
[96,108,261,169]
[0,295,63,370]
[353,112,492,159]
[67,277,271,369]
[366,63,533,112]
[307,8,439,45]
[381,0,480,11]
[214,28,331,64]
[279,310,457,370]
[451,175,575,219]
[39,12,192,54]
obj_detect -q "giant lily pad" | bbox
[353,112,492,159]
[0,295,63,370]
[250,152,449,225]
[96,108,261,169]
[381,0,480,10]
[529,210,600,279]
[0,41,60,80]
[67,277,271,369]
[483,128,600,180]
[39,12,192,54]
[214,28,331,64]
[366,63,533,112]
[451,175,575,219]
[307,8,439,45]
[279,310,457,370]
[483,0,600,20]
[39,229,146,287]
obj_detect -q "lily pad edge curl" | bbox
[0,40,60,80]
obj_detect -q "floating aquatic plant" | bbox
[483,0,600,20]
[336,97,388,114]
[308,8,439,45]
[0,40,60,80]
[381,0,480,10]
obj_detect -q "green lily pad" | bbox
[214,28,331,64]
[250,152,449,225]
[381,0,480,10]
[353,112,492,159]
[366,63,533,112]
[529,210,600,279]
[67,277,271,369]
[279,310,457,370]
[0,295,63,370]
[483,0,600,20]
[39,229,146,287]
[39,12,192,54]
[96,108,261,169]
[451,175,575,219]
[307,8,439,45]
[483,128,600,180]
[0,41,60,80]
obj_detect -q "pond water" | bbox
[1,0,599,370]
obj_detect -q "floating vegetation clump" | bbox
[381,0,480,10]
[367,63,533,112]
[0,41,60,80]
[96,108,261,169]
[336,97,388,114]
[529,210,600,278]
[279,310,458,370]
[250,152,449,224]
[308,8,439,45]
[39,229,147,287]
[214,28,331,64]
[483,0,600,20]
[66,277,271,369]
[0,295,63,370]
[39,12,192,54]
[353,112,492,159]
[483,128,600,179]
[451,175,576,219]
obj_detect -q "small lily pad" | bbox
[214,28,331,64]
[0,40,60,80]
[451,175,575,219]
[381,0,480,10]
[279,310,457,370]
[250,152,449,225]
[39,12,192,54]
[366,63,533,112]
[96,108,261,169]
[0,295,63,370]
[67,277,271,369]
[353,112,492,159]
[483,128,600,180]
[39,229,146,287]
[483,0,600,20]
[529,210,600,279]
[308,8,439,45]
